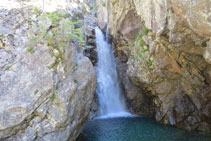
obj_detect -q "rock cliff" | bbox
[0,0,96,140]
[97,0,211,132]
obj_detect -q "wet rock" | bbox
[198,122,211,132]
[88,93,99,119]
[84,15,98,66]
[117,60,154,116]
[98,0,211,132]
[84,46,97,65]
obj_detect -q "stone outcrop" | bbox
[98,0,211,132]
[0,0,96,140]
[117,59,155,116]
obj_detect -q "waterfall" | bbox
[106,24,109,42]
[95,26,131,118]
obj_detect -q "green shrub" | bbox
[130,28,155,71]
[132,28,150,47]
[28,10,86,70]
[5,65,12,71]
[32,7,41,16]
[51,93,56,104]
[56,84,59,90]
[140,40,147,47]
[143,28,150,35]
[26,46,35,54]
[34,89,39,95]
[74,79,78,84]
[102,2,106,7]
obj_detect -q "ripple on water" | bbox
[79,117,211,141]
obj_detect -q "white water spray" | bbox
[95,26,131,118]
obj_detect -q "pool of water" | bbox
[79,117,211,141]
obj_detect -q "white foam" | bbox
[95,112,138,119]
[95,26,130,116]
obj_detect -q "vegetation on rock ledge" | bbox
[28,9,86,71]
[130,28,155,71]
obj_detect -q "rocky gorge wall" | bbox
[97,0,211,132]
[0,0,97,140]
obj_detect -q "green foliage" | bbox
[0,34,5,39]
[140,40,147,47]
[94,5,99,11]
[83,3,91,12]
[135,34,143,43]
[29,10,86,71]
[143,28,150,35]
[131,28,155,71]
[56,84,59,91]
[39,12,86,49]
[146,55,155,71]
[48,59,60,70]
[28,18,33,23]
[51,93,56,104]
[90,4,99,11]
[112,0,119,5]
[138,52,143,59]
[32,7,41,16]
[132,28,150,47]
[44,12,69,26]
[34,89,39,95]
[74,79,78,84]
[27,46,35,54]
[89,0,99,12]
[143,47,150,52]
[131,40,135,47]
[5,65,12,71]
[132,28,150,60]
[102,2,106,7]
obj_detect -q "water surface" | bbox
[80,117,211,141]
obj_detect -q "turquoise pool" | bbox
[79,117,211,141]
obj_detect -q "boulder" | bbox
[0,1,96,140]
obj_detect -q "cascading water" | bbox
[95,26,131,118]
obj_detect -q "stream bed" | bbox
[79,117,211,141]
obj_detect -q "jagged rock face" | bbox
[117,59,155,116]
[98,0,211,132]
[0,1,96,141]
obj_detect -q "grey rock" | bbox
[100,0,211,132]
[204,39,211,64]
[0,1,97,140]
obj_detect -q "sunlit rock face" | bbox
[0,0,96,140]
[97,0,211,132]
